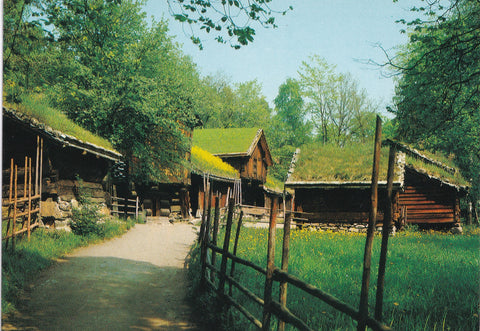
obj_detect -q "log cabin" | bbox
[3,106,123,229]
[189,145,241,217]
[285,140,469,229]
[193,128,273,206]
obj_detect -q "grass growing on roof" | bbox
[265,174,284,192]
[406,155,469,187]
[191,145,239,179]
[289,142,392,183]
[193,127,260,155]
[4,94,116,151]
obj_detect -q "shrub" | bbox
[70,204,105,237]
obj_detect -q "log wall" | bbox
[398,170,459,224]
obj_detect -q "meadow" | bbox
[190,225,480,330]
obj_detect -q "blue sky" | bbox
[144,1,417,113]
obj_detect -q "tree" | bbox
[298,55,379,145]
[6,0,202,184]
[166,0,292,49]
[389,0,480,201]
[196,76,271,128]
[266,78,312,181]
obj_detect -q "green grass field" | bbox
[190,226,480,330]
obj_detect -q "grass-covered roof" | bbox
[286,141,468,189]
[193,128,261,155]
[191,145,239,180]
[264,174,284,193]
[287,142,392,184]
[4,94,121,159]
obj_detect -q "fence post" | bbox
[211,197,220,281]
[375,144,397,321]
[262,197,278,331]
[27,158,32,240]
[357,116,382,331]
[199,175,209,244]
[136,196,139,220]
[201,185,214,286]
[218,198,235,296]
[12,165,18,250]
[278,209,292,331]
[229,210,244,296]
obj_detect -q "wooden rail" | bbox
[110,196,140,219]
[3,137,43,247]
[197,119,393,331]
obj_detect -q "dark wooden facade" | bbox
[288,169,465,228]
[3,108,123,227]
[397,168,461,225]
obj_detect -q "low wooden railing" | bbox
[198,117,397,330]
[199,198,392,331]
[111,196,139,219]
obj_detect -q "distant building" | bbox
[285,140,469,229]
[193,128,273,206]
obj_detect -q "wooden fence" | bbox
[111,196,140,219]
[198,117,395,330]
[2,137,44,248]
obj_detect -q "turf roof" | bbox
[287,142,392,183]
[191,146,239,180]
[193,128,261,155]
[4,94,119,156]
[286,141,468,189]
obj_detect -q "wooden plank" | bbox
[271,301,313,331]
[208,243,267,275]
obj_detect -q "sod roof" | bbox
[3,96,122,161]
[286,141,468,190]
[193,127,261,155]
[191,146,239,180]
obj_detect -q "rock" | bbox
[71,199,79,209]
[451,226,463,234]
[58,199,71,212]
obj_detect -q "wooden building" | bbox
[3,107,123,229]
[189,145,240,217]
[285,141,469,229]
[193,128,273,206]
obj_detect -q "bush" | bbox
[70,204,105,237]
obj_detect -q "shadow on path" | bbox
[4,256,199,330]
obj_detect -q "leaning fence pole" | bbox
[229,210,244,296]
[375,144,397,321]
[262,197,278,331]
[357,116,382,331]
[6,159,14,248]
[199,175,209,244]
[278,209,292,331]
[12,165,18,250]
[27,158,32,240]
[201,185,214,286]
[211,197,220,281]
[218,198,235,296]
[36,136,40,195]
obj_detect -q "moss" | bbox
[290,142,391,182]
[4,94,116,152]
[191,145,239,179]
[288,142,468,188]
[193,128,260,155]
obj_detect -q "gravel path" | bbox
[3,220,201,330]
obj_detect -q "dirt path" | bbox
[3,220,202,331]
